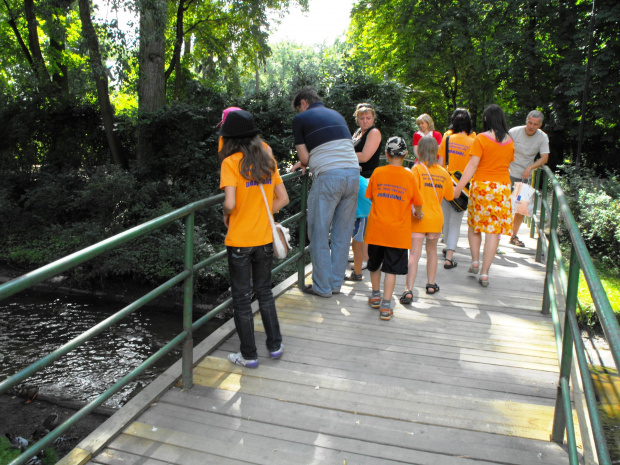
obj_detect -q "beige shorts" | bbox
[411,232,441,240]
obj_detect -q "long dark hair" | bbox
[482,104,510,142]
[449,108,472,135]
[219,136,275,183]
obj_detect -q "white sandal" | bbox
[468,261,480,274]
[479,274,489,287]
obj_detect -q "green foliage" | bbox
[0,436,20,465]
[0,437,58,465]
[556,164,620,327]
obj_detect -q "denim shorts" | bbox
[352,217,367,242]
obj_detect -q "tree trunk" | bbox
[23,0,51,85]
[137,0,167,163]
[78,0,128,168]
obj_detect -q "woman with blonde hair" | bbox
[412,113,442,158]
[454,104,514,287]
[352,103,382,178]
[219,110,289,368]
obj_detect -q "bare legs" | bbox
[352,240,364,275]
[370,268,395,303]
[512,212,525,238]
[425,238,439,285]
[468,226,500,282]
[405,236,425,291]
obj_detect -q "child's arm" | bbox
[223,186,236,227]
[273,183,289,213]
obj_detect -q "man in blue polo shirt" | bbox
[291,87,360,298]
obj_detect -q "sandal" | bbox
[345,272,363,281]
[479,274,489,287]
[467,261,480,274]
[426,283,440,294]
[399,290,413,304]
[444,259,457,269]
[368,295,381,309]
[509,236,525,247]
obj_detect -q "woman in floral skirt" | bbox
[454,104,514,287]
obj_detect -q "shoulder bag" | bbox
[259,184,291,259]
[445,135,470,212]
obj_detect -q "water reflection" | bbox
[0,293,223,409]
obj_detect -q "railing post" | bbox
[297,173,309,288]
[535,169,548,263]
[541,191,559,315]
[529,169,538,238]
[182,213,195,389]
[551,245,580,444]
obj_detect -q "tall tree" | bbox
[136,0,167,162]
[78,0,127,167]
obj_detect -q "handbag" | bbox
[445,136,470,212]
[512,181,536,217]
[259,184,291,259]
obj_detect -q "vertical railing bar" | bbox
[567,308,613,465]
[559,376,580,465]
[536,170,548,263]
[182,213,195,389]
[541,191,559,315]
[552,245,579,443]
[529,169,539,238]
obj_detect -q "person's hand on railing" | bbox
[291,161,307,174]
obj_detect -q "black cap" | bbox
[217,110,261,138]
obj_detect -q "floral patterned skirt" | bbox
[467,181,513,236]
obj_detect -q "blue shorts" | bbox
[352,217,367,242]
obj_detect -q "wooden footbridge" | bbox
[2,167,619,465]
[60,233,576,465]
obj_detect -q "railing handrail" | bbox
[0,169,309,465]
[536,165,619,465]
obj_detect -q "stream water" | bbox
[0,292,224,409]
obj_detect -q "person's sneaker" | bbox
[228,352,258,368]
[269,344,284,359]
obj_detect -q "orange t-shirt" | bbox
[438,132,475,173]
[365,165,423,249]
[220,152,282,247]
[469,133,514,184]
[410,163,454,233]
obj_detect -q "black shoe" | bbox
[302,285,331,298]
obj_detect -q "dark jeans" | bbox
[227,244,282,360]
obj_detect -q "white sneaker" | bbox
[228,352,258,368]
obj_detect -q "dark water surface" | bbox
[0,292,224,409]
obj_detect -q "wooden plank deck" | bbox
[63,229,580,465]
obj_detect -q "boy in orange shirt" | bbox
[365,137,424,320]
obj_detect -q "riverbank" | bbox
[0,393,112,461]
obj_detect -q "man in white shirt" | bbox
[508,110,550,247]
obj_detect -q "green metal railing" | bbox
[0,171,309,465]
[534,166,620,464]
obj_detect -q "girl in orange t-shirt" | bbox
[454,104,514,288]
[400,137,454,304]
[219,110,289,368]
[437,108,475,269]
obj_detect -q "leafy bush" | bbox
[555,164,620,327]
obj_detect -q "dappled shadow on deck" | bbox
[80,233,578,465]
